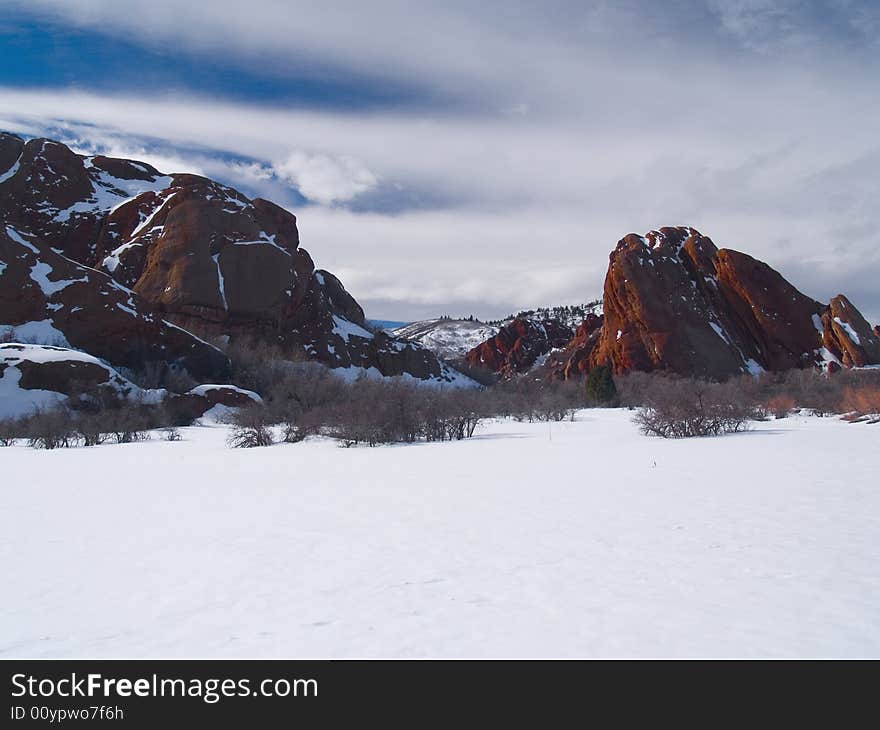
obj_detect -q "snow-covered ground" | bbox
[2,409,878,658]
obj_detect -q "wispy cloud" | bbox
[1,2,879,322]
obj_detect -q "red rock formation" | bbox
[0,226,229,380]
[465,317,572,377]
[545,313,604,380]
[821,295,880,367]
[0,133,465,385]
[551,227,879,380]
[0,343,160,418]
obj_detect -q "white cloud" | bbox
[274,151,377,205]
[2,1,880,322]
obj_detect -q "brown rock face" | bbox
[545,313,604,380]
[15,356,119,395]
[550,227,879,380]
[465,317,573,377]
[821,295,880,367]
[0,343,147,416]
[0,226,230,380]
[159,385,262,424]
[1,134,465,385]
[0,133,169,264]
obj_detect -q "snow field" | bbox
[1,409,878,657]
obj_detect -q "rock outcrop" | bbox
[546,227,880,380]
[544,313,604,381]
[0,225,230,380]
[820,295,880,368]
[0,133,469,385]
[464,317,573,377]
[0,343,160,418]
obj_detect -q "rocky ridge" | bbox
[0,132,469,387]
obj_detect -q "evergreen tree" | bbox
[586,365,617,405]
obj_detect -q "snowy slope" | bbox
[393,319,500,359]
[2,409,878,658]
[0,343,162,418]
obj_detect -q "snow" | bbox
[0,366,65,417]
[28,261,87,296]
[102,241,144,273]
[128,191,177,239]
[160,319,222,351]
[332,315,374,342]
[834,317,861,345]
[188,384,262,403]
[2,409,878,658]
[213,254,228,311]
[393,318,499,359]
[231,237,290,256]
[330,362,477,389]
[0,343,163,417]
[0,152,22,184]
[50,164,172,224]
[5,225,40,254]
[816,347,841,369]
[0,320,70,347]
[0,342,101,365]
[743,358,765,376]
[708,321,728,343]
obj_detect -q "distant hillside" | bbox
[393,318,499,359]
[487,300,602,329]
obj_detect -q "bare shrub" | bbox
[227,405,275,448]
[764,394,797,419]
[223,336,309,395]
[634,377,758,438]
[162,427,182,442]
[318,378,488,447]
[24,406,78,449]
[73,411,110,447]
[839,385,880,417]
[101,407,152,444]
[0,417,23,446]
[118,362,197,393]
[488,378,584,423]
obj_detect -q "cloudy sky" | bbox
[1,1,878,323]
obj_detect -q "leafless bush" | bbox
[0,417,22,446]
[227,405,275,448]
[7,391,172,449]
[223,336,310,395]
[634,377,758,438]
[100,406,152,444]
[839,385,880,418]
[477,378,581,422]
[117,362,197,393]
[764,394,797,419]
[24,406,78,449]
[73,411,111,446]
[162,427,182,442]
[317,378,488,447]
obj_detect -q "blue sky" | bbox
[1,1,879,322]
